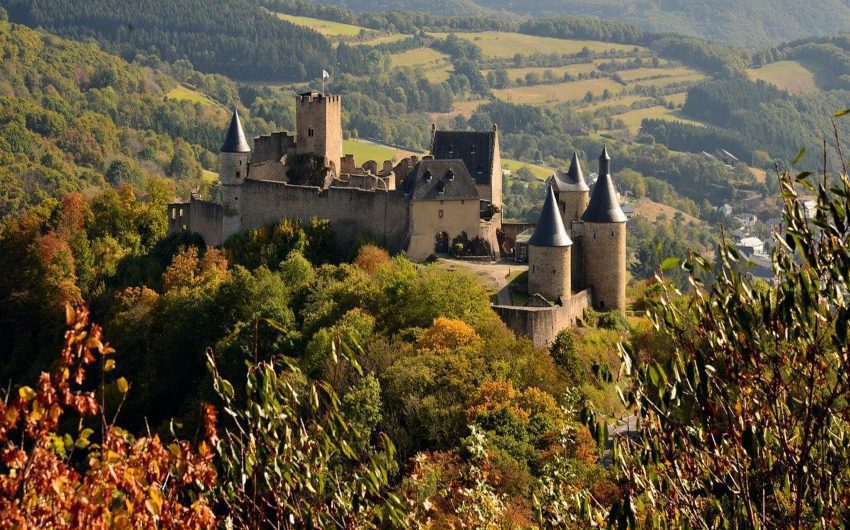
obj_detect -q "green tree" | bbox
[586,163,850,527]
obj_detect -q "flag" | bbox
[322,69,330,80]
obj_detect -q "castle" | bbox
[168,92,626,346]
[168,92,501,260]
[494,148,628,346]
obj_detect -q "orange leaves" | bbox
[417,317,482,353]
[0,303,217,528]
[354,244,391,274]
[162,246,229,293]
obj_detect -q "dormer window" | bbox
[447,169,454,181]
[476,165,484,175]
[470,145,476,154]
[424,169,432,181]
[448,144,454,155]
[437,182,445,194]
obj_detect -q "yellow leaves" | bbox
[416,317,481,352]
[18,385,37,402]
[116,377,129,394]
[145,488,163,516]
[65,302,76,325]
[104,359,116,372]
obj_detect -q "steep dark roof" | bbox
[221,110,250,153]
[529,186,572,247]
[552,151,589,192]
[431,130,495,186]
[581,149,627,223]
[408,159,479,201]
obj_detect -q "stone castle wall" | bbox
[253,131,296,165]
[166,198,223,246]
[493,289,591,347]
[528,244,571,302]
[241,179,410,253]
[582,222,627,311]
[296,94,342,168]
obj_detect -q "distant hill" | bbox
[1,0,334,81]
[315,0,850,46]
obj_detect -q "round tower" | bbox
[527,186,572,303]
[220,109,250,241]
[581,147,627,312]
[551,151,590,226]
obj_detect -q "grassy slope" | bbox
[273,12,368,36]
[747,61,819,94]
[431,30,639,57]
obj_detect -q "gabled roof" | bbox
[529,186,572,247]
[552,151,589,192]
[221,110,250,153]
[582,148,626,223]
[431,130,496,186]
[408,159,479,201]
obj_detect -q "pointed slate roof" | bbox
[552,151,589,192]
[529,186,572,247]
[581,147,627,223]
[221,110,250,153]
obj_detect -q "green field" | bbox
[607,106,703,134]
[578,95,651,113]
[497,62,605,82]
[167,85,215,106]
[628,72,704,88]
[502,159,554,179]
[616,66,700,82]
[273,12,367,37]
[390,47,453,82]
[353,33,408,46]
[430,31,641,58]
[493,78,624,105]
[343,139,420,163]
[747,60,819,94]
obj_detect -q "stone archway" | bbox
[434,231,449,254]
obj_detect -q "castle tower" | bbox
[581,147,627,312]
[551,151,590,226]
[296,92,342,172]
[527,186,573,302]
[220,109,250,241]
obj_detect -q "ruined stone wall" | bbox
[528,244,571,302]
[296,93,342,168]
[493,289,591,348]
[167,198,223,246]
[408,199,480,261]
[249,161,286,182]
[241,179,410,254]
[253,132,296,164]
[478,212,500,259]
[582,222,627,312]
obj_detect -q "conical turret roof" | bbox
[221,110,250,153]
[581,147,626,223]
[552,151,589,192]
[529,186,572,247]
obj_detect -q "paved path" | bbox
[435,258,526,305]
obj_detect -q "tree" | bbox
[586,162,850,527]
[0,304,216,527]
[207,347,405,528]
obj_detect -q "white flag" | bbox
[322,69,330,80]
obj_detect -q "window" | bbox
[470,145,476,154]
[236,171,240,179]
[438,209,444,218]
[308,128,315,137]
[448,144,454,155]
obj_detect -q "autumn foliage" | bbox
[0,304,216,529]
